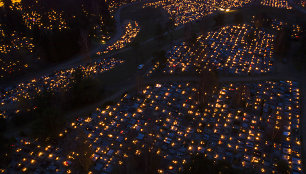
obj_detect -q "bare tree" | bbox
[197,70,218,111]
[231,85,250,108]
[63,130,94,173]
[79,29,90,63]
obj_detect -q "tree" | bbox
[112,149,163,174]
[136,74,144,94]
[167,18,175,32]
[2,0,11,15]
[197,70,218,111]
[0,133,13,169]
[99,0,112,29]
[274,28,291,59]
[12,0,115,63]
[62,130,94,173]
[32,106,64,138]
[14,89,64,139]
[153,50,167,71]
[246,29,256,44]
[0,118,6,132]
[181,154,215,174]
[37,29,81,62]
[182,154,247,174]
[71,67,84,85]
[184,23,192,41]
[79,29,90,62]
[276,159,290,174]
[231,85,249,108]
[68,77,104,108]
[186,32,198,47]
[157,50,167,64]
[215,159,237,174]
[74,131,94,172]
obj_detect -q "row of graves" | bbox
[147,24,275,76]
[2,80,302,174]
[97,21,140,55]
[142,0,254,27]
[0,58,124,119]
